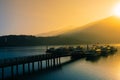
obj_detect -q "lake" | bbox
[0,44,120,80]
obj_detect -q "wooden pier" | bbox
[0,53,71,80]
[0,45,117,80]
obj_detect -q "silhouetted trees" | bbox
[0,35,118,47]
[0,35,85,47]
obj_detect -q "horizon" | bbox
[0,15,119,37]
[0,0,119,36]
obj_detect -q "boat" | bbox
[46,47,55,53]
[71,46,85,59]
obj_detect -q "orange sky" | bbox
[0,0,119,36]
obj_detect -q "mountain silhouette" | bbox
[0,16,120,47]
[59,16,120,43]
[37,26,76,37]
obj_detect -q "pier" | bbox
[0,53,71,80]
[0,45,117,80]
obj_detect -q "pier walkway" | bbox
[0,53,71,80]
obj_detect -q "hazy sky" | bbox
[0,0,119,36]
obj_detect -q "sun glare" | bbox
[113,4,120,17]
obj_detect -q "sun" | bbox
[113,4,120,17]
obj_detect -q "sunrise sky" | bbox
[0,0,119,36]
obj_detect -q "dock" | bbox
[0,45,117,80]
[0,53,72,80]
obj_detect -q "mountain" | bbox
[0,16,120,47]
[37,26,76,37]
[59,16,120,43]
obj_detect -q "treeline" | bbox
[0,35,87,47]
[0,35,117,47]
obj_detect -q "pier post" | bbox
[11,65,14,79]
[32,62,34,72]
[16,65,18,76]
[46,54,48,69]
[50,55,53,67]
[51,59,53,67]
[46,60,48,69]
[40,61,42,70]
[38,61,40,70]
[50,55,52,68]
[56,58,58,65]
[23,64,25,75]
[15,58,19,76]
[2,67,4,80]
[53,58,55,67]
[59,57,61,65]
[28,63,30,73]
[48,59,49,68]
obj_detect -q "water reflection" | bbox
[0,45,120,80]
[86,56,101,62]
[12,50,118,80]
[86,51,117,63]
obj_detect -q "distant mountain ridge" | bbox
[0,16,120,46]
[37,26,76,37]
[59,16,120,43]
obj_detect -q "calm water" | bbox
[0,45,120,80]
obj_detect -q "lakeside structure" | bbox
[0,45,117,80]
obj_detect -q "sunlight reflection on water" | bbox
[0,44,120,80]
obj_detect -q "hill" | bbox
[0,16,120,46]
[59,16,120,43]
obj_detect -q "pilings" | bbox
[2,67,4,80]
[38,61,40,70]
[16,65,18,76]
[11,66,14,79]
[0,54,62,80]
[28,63,30,73]
[40,61,42,70]
[32,62,34,72]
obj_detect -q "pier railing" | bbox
[0,53,71,80]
